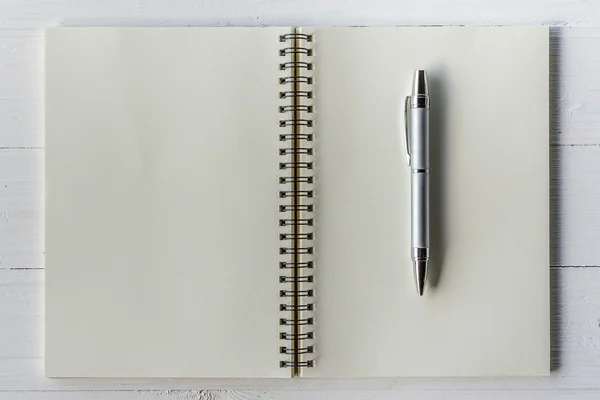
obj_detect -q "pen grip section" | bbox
[411,172,430,249]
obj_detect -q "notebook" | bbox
[45,26,549,378]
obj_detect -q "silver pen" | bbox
[404,70,430,296]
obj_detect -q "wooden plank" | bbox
[551,28,600,145]
[2,390,600,400]
[0,1,599,28]
[0,149,42,270]
[551,146,600,266]
[0,31,43,149]
[236,390,600,400]
[1,268,599,390]
[2,146,599,268]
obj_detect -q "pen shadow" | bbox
[427,69,448,289]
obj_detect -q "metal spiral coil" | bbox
[280,360,314,368]
[279,275,314,283]
[279,204,313,211]
[280,346,314,355]
[279,232,313,239]
[279,33,313,42]
[280,303,313,311]
[279,261,313,269]
[279,190,313,199]
[278,29,315,373]
[279,332,314,340]
[279,61,312,71]
[279,161,313,170]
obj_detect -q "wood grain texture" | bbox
[0,0,599,28]
[0,31,43,149]
[0,2,599,398]
[5,391,600,400]
[551,28,600,145]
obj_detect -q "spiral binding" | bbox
[278,29,315,375]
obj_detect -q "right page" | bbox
[305,27,549,377]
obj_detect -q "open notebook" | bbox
[45,26,549,378]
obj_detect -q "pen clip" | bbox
[403,96,411,166]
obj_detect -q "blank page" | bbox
[45,28,289,378]
[305,27,549,377]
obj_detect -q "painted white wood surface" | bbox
[1,1,600,398]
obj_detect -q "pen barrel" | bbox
[411,173,429,249]
[409,107,429,250]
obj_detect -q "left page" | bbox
[45,27,290,378]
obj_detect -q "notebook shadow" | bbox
[427,69,448,289]
[549,26,563,372]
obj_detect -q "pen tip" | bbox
[412,70,429,96]
[413,259,427,296]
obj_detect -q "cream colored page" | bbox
[305,27,549,377]
[45,28,290,378]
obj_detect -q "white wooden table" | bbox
[2,1,600,399]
